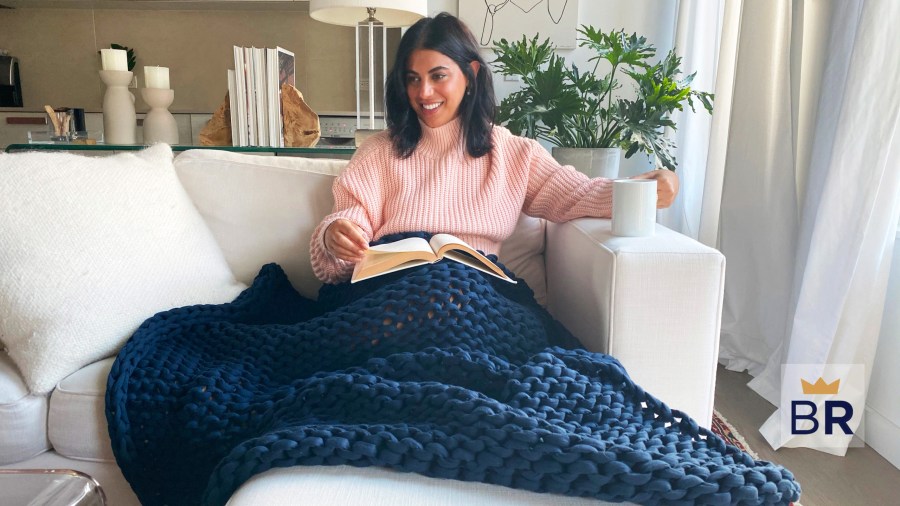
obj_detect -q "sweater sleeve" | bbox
[520,140,614,221]
[309,144,385,284]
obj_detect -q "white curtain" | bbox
[716,0,805,381]
[656,0,722,238]
[672,0,900,454]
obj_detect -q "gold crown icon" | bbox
[801,377,840,395]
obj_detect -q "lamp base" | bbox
[354,128,380,147]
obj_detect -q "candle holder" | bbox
[99,70,137,144]
[141,88,179,145]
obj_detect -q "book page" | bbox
[429,234,515,283]
[369,237,435,255]
[441,250,515,283]
[352,259,433,283]
[351,237,437,283]
[428,233,471,254]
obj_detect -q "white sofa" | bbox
[0,146,725,505]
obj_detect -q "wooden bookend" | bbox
[199,91,232,146]
[281,84,321,147]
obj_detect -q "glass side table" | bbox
[0,469,106,506]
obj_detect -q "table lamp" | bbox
[309,0,426,137]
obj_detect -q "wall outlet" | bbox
[504,75,520,82]
[359,79,369,91]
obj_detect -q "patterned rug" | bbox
[711,412,808,506]
[711,410,759,460]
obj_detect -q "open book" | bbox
[351,234,516,284]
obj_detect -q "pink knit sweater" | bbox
[310,118,613,283]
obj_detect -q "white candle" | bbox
[100,49,128,71]
[144,66,170,89]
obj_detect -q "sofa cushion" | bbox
[174,149,347,299]
[499,215,547,306]
[0,352,49,464]
[175,149,549,302]
[48,358,115,462]
[0,145,246,394]
[227,465,608,506]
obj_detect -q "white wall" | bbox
[428,0,678,176]
[866,230,900,469]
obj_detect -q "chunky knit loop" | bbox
[107,234,800,506]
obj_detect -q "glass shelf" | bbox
[4,143,356,157]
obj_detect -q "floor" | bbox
[714,366,900,506]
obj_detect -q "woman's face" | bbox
[405,49,473,129]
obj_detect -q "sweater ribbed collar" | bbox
[417,117,465,158]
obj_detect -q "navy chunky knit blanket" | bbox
[106,233,801,506]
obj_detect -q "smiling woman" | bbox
[313,11,679,282]
[384,11,497,159]
[404,49,478,129]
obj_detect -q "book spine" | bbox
[244,47,257,146]
[232,46,248,146]
[227,69,238,147]
[254,47,268,147]
[266,48,280,148]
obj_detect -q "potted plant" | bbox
[491,27,713,176]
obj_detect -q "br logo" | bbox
[791,377,853,435]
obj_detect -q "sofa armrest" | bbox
[545,218,725,426]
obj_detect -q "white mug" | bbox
[611,179,657,237]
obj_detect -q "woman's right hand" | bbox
[630,169,679,208]
[324,219,369,263]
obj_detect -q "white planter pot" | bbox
[551,147,621,179]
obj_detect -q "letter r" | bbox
[825,401,854,435]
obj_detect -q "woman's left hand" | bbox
[631,169,679,208]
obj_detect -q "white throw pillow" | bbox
[0,145,246,394]
[174,149,347,300]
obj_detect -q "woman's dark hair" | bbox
[385,12,496,158]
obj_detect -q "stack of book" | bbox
[228,45,295,147]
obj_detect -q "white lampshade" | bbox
[310,0,425,135]
[309,0,427,27]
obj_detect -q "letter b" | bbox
[791,400,818,435]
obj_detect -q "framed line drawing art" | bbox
[458,0,579,48]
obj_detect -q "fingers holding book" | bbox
[325,219,369,262]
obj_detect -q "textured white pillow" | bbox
[0,145,246,394]
[174,149,347,300]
